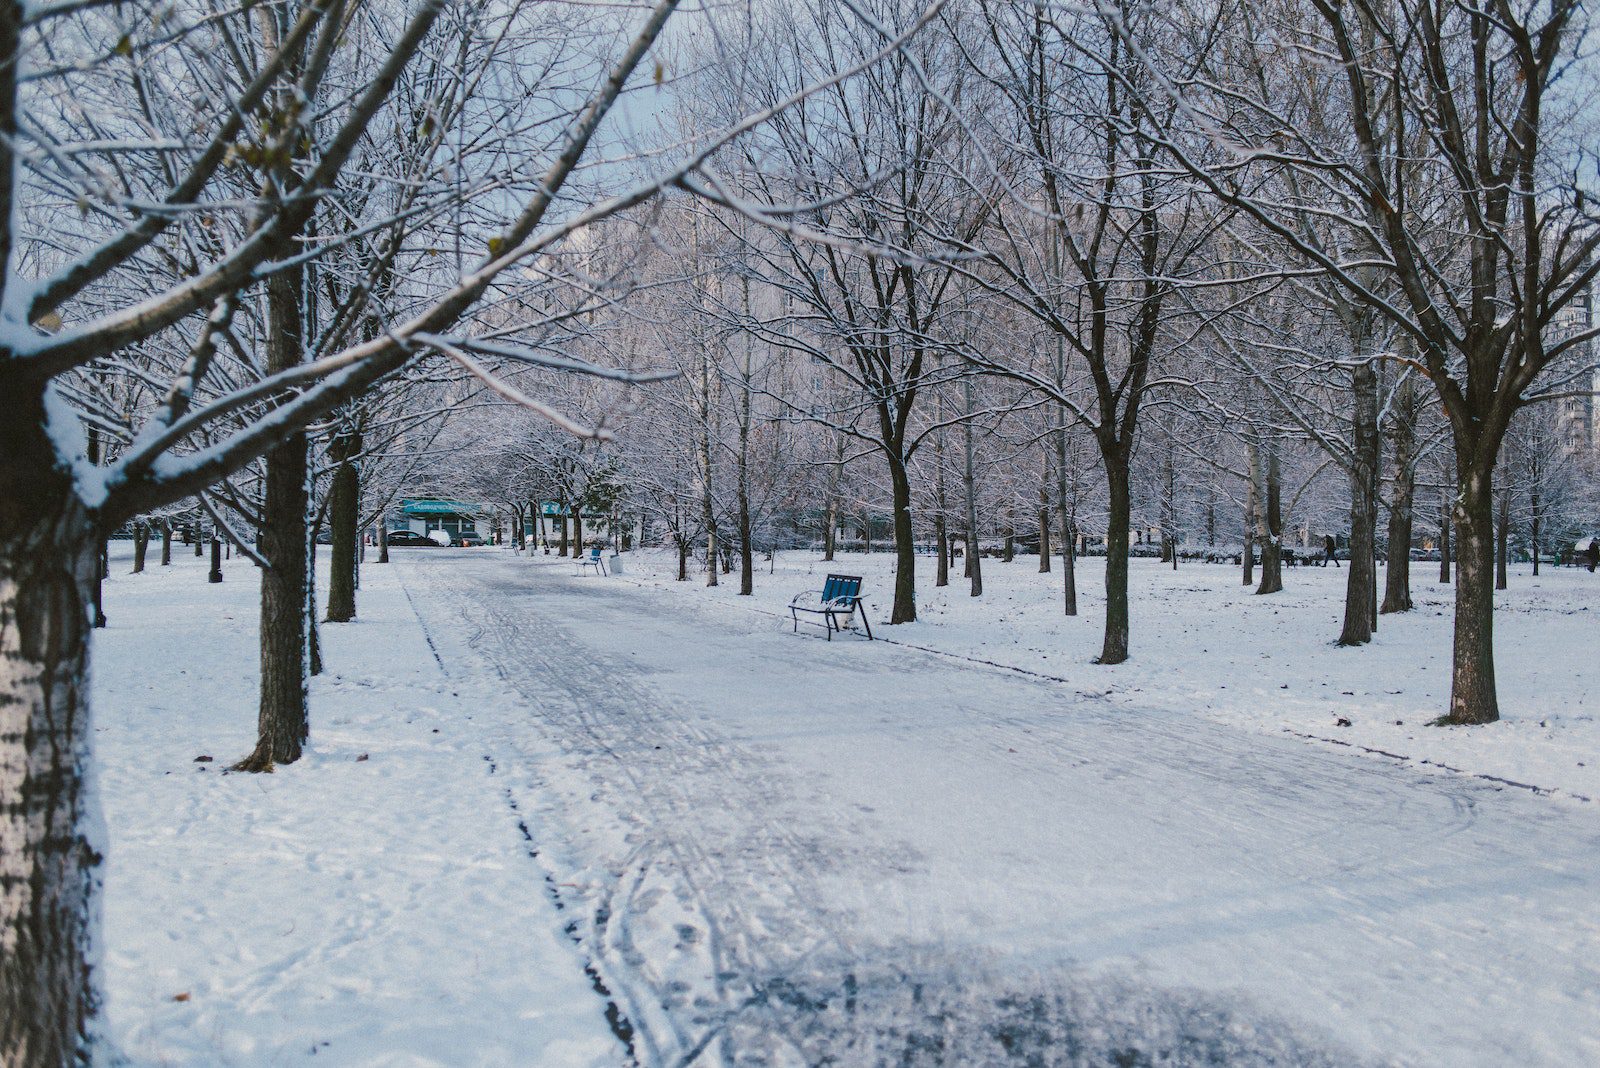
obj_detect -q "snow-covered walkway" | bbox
[395,550,1600,1067]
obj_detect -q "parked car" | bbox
[385,530,435,546]
[453,530,486,547]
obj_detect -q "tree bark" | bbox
[132,521,149,574]
[0,479,102,1068]
[160,522,172,567]
[1495,485,1510,591]
[1439,490,1451,584]
[888,453,917,624]
[1243,441,1257,588]
[1037,462,1051,574]
[1099,452,1131,664]
[1256,436,1282,594]
[377,525,389,564]
[1338,362,1379,645]
[1057,436,1076,617]
[1381,373,1417,613]
[236,429,310,771]
[963,379,982,598]
[325,431,361,623]
[1443,464,1499,723]
[1530,483,1541,577]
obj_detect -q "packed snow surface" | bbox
[96,544,1600,1066]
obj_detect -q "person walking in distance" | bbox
[1586,537,1598,573]
[1324,533,1340,568]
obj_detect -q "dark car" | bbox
[453,530,486,547]
[385,530,434,546]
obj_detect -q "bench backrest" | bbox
[589,546,602,560]
[822,574,862,602]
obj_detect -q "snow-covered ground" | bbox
[93,544,1600,1066]
[94,546,620,1066]
[617,547,1600,804]
[406,548,1597,1066]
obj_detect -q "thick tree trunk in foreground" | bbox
[1,404,103,1066]
[1443,467,1499,724]
[325,436,360,622]
[1099,456,1131,664]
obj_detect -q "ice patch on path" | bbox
[698,954,1362,1066]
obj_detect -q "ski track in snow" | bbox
[399,551,1600,1068]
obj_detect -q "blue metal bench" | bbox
[789,574,872,640]
[576,546,607,576]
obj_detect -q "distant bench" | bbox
[789,574,873,641]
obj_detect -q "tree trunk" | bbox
[934,513,949,588]
[160,522,172,566]
[963,383,982,598]
[1038,508,1050,573]
[1057,439,1077,617]
[888,454,917,624]
[559,513,568,556]
[1530,485,1541,577]
[377,525,389,564]
[676,534,689,581]
[325,432,361,623]
[1099,450,1131,664]
[1495,486,1510,591]
[1338,362,1380,645]
[236,429,311,771]
[0,485,103,1068]
[1243,441,1257,588]
[738,488,752,596]
[1037,469,1051,575]
[1442,465,1499,723]
[1256,437,1282,595]
[1439,490,1451,584]
[1381,370,1417,612]
[132,522,149,574]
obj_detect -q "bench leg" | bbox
[855,602,873,640]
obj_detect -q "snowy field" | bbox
[620,547,1600,803]
[93,544,1600,1066]
[94,546,619,1066]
